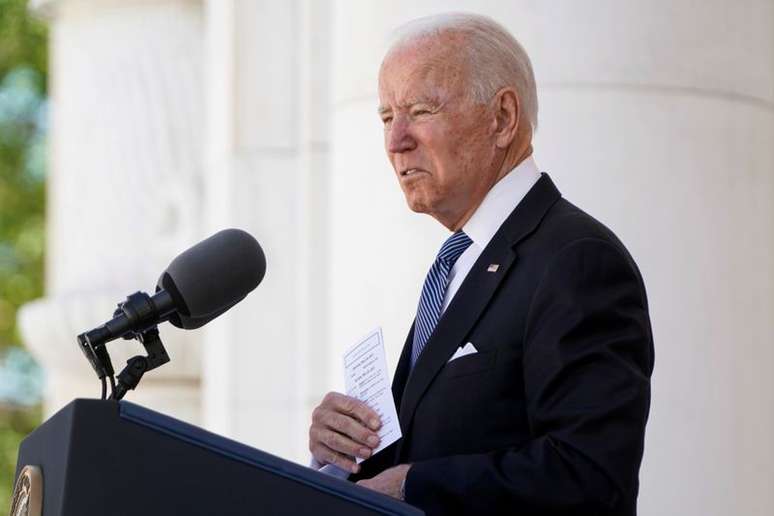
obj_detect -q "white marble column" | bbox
[329,1,774,515]
[19,0,205,423]
[200,0,332,462]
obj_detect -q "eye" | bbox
[411,108,431,117]
[381,115,393,126]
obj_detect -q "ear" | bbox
[491,87,520,149]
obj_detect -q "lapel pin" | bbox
[487,264,500,272]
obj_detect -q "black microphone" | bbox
[78,228,266,379]
[158,228,266,329]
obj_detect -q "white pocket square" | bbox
[448,342,478,362]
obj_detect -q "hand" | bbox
[309,391,382,474]
[356,464,411,500]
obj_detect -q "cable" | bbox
[108,375,117,400]
[101,377,107,400]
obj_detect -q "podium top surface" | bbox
[119,400,423,516]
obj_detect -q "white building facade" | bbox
[19,1,774,515]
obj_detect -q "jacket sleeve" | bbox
[404,238,654,515]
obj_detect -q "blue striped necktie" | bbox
[411,231,474,368]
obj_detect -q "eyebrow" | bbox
[377,97,442,115]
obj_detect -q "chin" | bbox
[404,197,425,213]
[403,195,431,214]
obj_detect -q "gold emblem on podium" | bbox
[9,465,43,516]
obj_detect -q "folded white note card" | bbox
[343,328,402,463]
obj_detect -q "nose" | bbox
[386,116,417,154]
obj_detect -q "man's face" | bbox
[377,36,499,229]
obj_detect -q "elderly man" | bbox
[309,13,653,516]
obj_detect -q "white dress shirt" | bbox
[442,156,541,313]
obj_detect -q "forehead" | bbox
[378,35,469,106]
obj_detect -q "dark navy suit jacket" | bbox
[352,174,654,516]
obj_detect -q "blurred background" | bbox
[0,0,46,509]
[1,0,772,514]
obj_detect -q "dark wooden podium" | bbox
[12,399,423,515]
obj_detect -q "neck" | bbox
[444,142,533,232]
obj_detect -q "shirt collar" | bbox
[462,156,541,250]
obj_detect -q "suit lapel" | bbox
[394,173,561,460]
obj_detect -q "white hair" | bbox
[387,12,538,131]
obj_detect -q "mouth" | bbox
[400,168,428,177]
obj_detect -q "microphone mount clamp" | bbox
[77,291,171,400]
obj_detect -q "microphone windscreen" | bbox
[157,228,266,329]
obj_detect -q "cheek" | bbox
[450,119,493,169]
[419,127,456,167]
[429,128,475,181]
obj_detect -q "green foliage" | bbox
[0,0,47,351]
[0,0,47,87]
[0,66,46,350]
[0,0,48,509]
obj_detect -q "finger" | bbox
[320,427,373,459]
[313,407,379,448]
[325,412,381,449]
[309,425,332,455]
[310,427,370,464]
[320,443,360,474]
[328,393,381,430]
